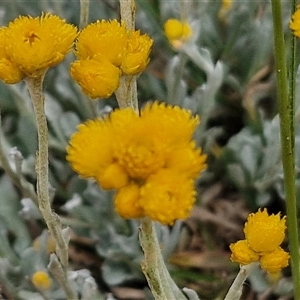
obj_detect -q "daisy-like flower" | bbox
[0,28,24,84]
[164,19,192,49]
[67,102,207,225]
[139,169,197,225]
[290,5,300,38]
[71,19,153,99]
[31,271,51,290]
[120,30,153,75]
[244,208,286,254]
[75,20,128,66]
[230,208,289,274]
[0,13,77,82]
[70,56,121,99]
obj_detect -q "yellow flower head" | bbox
[244,208,286,254]
[120,30,153,75]
[164,19,192,49]
[229,208,289,273]
[31,271,51,290]
[70,56,121,99]
[3,13,77,79]
[140,169,197,225]
[290,5,300,38]
[260,247,290,274]
[0,28,24,83]
[67,101,207,225]
[230,240,260,265]
[114,183,145,219]
[75,20,127,67]
[66,119,115,180]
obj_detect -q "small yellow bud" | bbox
[164,19,192,49]
[260,247,290,274]
[31,271,51,290]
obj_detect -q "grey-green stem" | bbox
[25,75,77,300]
[139,218,188,300]
[224,263,257,300]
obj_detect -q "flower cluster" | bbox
[290,5,300,37]
[164,19,192,50]
[230,208,290,274]
[67,102,207,225]
[70,20,153,99]
[0,13,77,83]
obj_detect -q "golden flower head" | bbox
[120,30,153,75]
[164,19,192,49]
[230,240,260,265]
[244,208,286,254]
[66,119,115,179]
[2,13,77,79]
[31,271,51,290]
[139,169,197,225]
[290,5,300,38]
[70,56,121,99]
[259,247,290,274]
[114,183,145,219]
[0,28,24,83]
[229,208,289,273]
[75,20,127,67]
[67,101,207,225]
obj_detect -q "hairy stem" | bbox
[139,218,188,300]
[224,263,257,300]
[25,75,77,300]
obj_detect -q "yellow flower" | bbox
[75,20,127,66]
[140,169,197,225]
[0,28,24,83]
[164,19,192,49]
[120,30,153,75]
[70,56,121,99]
[229,208,289,274]
[166,142,207,178]
[114,183,145,219]
[67,101,207,225]
[66,119,115,180]
[230,240,259,265]
[244,208,286,254]
[31,271,51,290]
[290,5,300,38]
[260,247,290,274]
[3,13,77,79]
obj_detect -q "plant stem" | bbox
[139,218,188,300]
[116,0,138,111]
[224,263,257,300]
[270,1,300,299]
[289,0,297,162]
[119,0,135,30]
[25,75,77,300]
[115,75,138,111]
[79,0,89,29]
